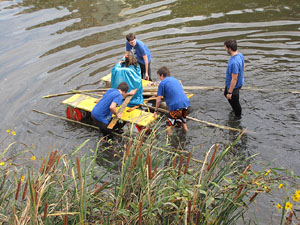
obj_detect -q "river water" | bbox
[1,0,300,223]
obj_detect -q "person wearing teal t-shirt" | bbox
[224,39,245,118]
[153,66,190,136]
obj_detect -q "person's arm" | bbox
[153,96,162,117]
[226,73,238,100]
[143,54,149,80]
[110,102,121,119]
[125,88,137,97]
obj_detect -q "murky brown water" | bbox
[1,0,300,223]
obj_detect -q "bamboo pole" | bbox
[142,104,244,133]
[42,89,109,98]
[42,85,300,99]
[143,86,300,93]
[32,109,203,164]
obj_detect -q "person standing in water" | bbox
[224,39,245,118]
[154,66,190,136]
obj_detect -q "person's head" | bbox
[117,82,129,97]
[126,33,136,47]
[125,54,137,67]
[224,39,237,54]
[157,66,170,80]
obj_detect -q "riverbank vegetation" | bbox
[0,127,299,224]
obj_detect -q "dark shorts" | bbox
[166,108,188,127]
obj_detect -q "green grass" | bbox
[0,126,298,224]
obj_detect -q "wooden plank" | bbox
[126,96,157,112]
[107,95,133,129]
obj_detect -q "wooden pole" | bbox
[32,109,203,164]
[142,104,244,133]
[107,95,133,129]
[143,86,300,94]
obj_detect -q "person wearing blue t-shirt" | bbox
[153,66,190,135]
[91,82,137,139]
[224,39,245,118]
[125,33,152,81]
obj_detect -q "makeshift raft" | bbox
[62,94,157,128]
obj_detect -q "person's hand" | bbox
[226,93,232,100]
[94,99,99,103]
[117,113,122,119]
[128,88,137,96]
[145,72,149,80]
[153,111,158,118]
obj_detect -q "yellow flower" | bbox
[6,129,10,133]
[276,203,282,212]
[278,184,284,189]
[31,156,36,161]
[264,169,271,176]
[292,194,299,202]
[285,202,293,211]
[11,130,16,136]
[0,162,5,166]
[296,190,300,197]
[21,176,25,182]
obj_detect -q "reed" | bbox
[0,126,298,224]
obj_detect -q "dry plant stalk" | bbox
[92,182,109,195]
[196,210,200,224]
[76,157,81,180]
[184,152,192,174]
[15,179,22,200]
[64,214,68,225]
[125,140,132,160]
[22,180,29,200]
[187,200,192,222]
[147,150,152,179]
[193,144,215,206]
[285,211,293,225]
[39,159,46,174]
[43,200,48,219]
[235,184,246,200]
[238,165,251,181]
[249,192,258,202]
[172,156,177,169]
[177,155,184,176]
[206,144,219,172]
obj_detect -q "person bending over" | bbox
[125,33,152,81]
[91,82,137,140]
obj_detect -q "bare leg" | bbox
[182,123,188,132]
[166,126,173,136]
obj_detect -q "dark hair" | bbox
[157,66,170,77]
[224,39,238,51]
[117,82,129,92]
[126,33,136,42]
[125,54,137,67]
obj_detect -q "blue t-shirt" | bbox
[126,39,151,65]
[157,77,190,112]
[225,52,245,88]
[91,89,123,124]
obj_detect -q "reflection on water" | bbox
[1,0,300,222]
